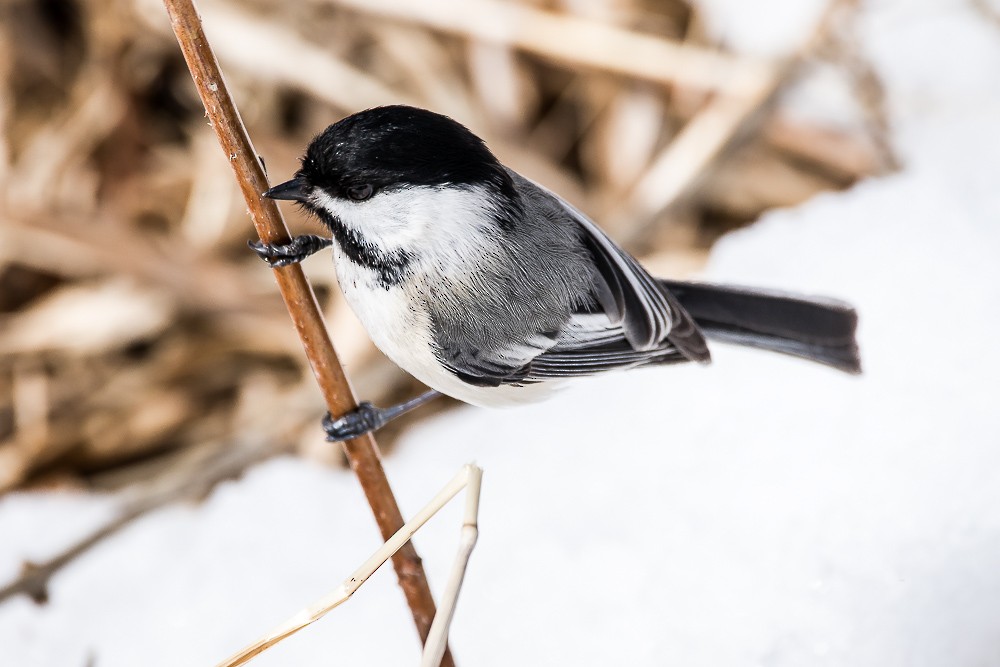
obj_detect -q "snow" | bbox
[691,0,830,55]
[3,2,1000,666]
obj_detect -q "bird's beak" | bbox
[263,177,308,202]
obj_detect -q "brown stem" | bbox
[160,1,452,664]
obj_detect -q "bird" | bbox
[251,105,860,441]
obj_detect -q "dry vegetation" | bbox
[0,0,890,516]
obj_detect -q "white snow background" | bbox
[3,0,1000,665]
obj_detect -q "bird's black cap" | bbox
[295,105,519,201]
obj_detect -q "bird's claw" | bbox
[248,235,332,267]
[322,402,387,442]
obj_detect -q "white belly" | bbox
[333,250,557,407]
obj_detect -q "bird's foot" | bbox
[322,402,389,442]
[248,235,332,267]
[321,391,442,442]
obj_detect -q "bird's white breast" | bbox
[333,247,556,407]
[323,184,559,407]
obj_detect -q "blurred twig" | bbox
[322,0,771,91]
[160,0,452,662]
[972,0,1000,28]
[0,372,322,603]
[0,434,288,605]
[183,0,415,111]
[617,64,779,237]
[812,6,900,172]
[614,0,878,238]
[761,116,879,179]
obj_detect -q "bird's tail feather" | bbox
[659,279,861,374]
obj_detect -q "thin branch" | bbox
[216,465,481,667]
[159,1,452,664]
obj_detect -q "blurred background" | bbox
[2,0,1000,665]
[0,0,889,492]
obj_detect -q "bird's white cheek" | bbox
[312,188,430,252]
[313,186,498,254]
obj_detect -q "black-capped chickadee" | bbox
[253,105,860,441]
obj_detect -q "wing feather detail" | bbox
[432,172,710,388]
[515,174,709,361]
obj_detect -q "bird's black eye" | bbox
[347,184,374,201]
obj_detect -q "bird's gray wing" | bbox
[524,312,687,379]
[432,173,711,388]
[436,314,686,386]
[434,328,554,387]
[511,172,710,363]
[527,343,687,378]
